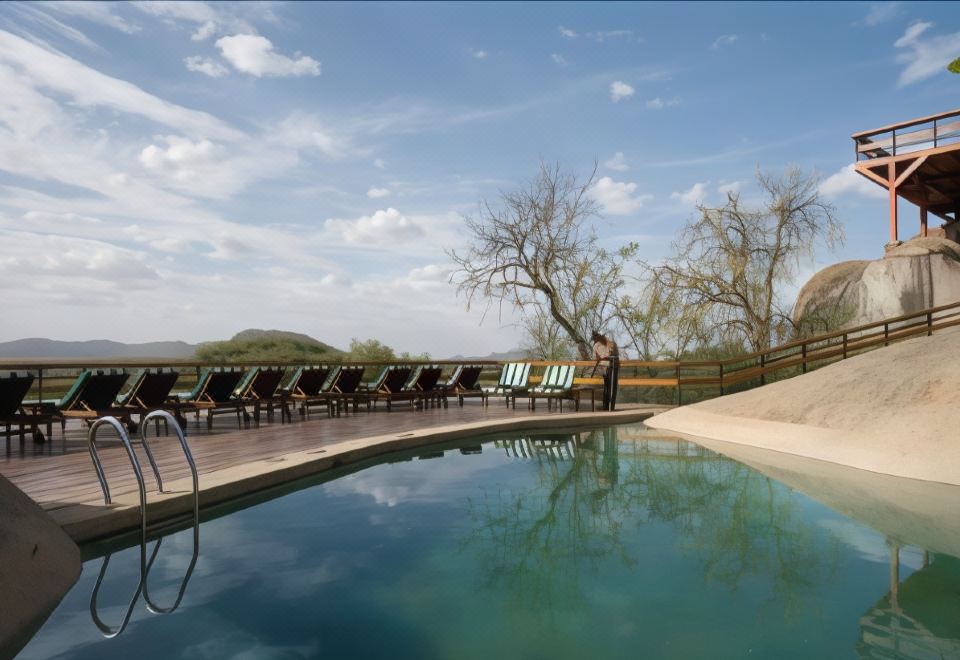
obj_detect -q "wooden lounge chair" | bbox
[1,372,55,442]
[527,365,592,411]
[57,369,132,426]
[374,365,444,411]
[487,362,531,407]
[174,367,245,429]
[364,366,414,411]
[116,368,181,432]
[234,366,286,424]
[281,365,335,420]
[327,365,366,415]
[441,364,487,407]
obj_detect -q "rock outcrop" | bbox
[0,475,81,658]
[794,236,960,330]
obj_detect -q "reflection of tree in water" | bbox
[463,428,840,622]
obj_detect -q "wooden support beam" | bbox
[894,155,928,187]
[888,162,898,243]
[854,164,892,188]
[921,207,928,237]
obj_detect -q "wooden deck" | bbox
[0,401,665,519]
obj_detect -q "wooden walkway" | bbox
[1,402,665,516]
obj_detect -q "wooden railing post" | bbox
[759,354,766,386]
[927,312,933,336]
[38,367,43,403]
[842,333,848,359]
[676,363,682,406]
[801,344,807,374]
[719,363,724,396]
[884,322,889,346]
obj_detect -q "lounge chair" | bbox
[527,365,592,411]
[1,372,54,442]
[363,366,414,411]
[373,365,444,411]
[57,369,132,425]
[441,364,487,407]
[486,362,531,407]
[234,366,286,424]
[115,368,181,433]
[327,365,366,415]
[281,365,335,420]
[174,367,245,429]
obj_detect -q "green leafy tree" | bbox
[346,338,430,362]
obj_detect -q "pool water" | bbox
[17,425,960,659]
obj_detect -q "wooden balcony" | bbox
[852,108,960,243]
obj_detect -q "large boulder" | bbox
[794,237,960,330]
[0,474,81,658]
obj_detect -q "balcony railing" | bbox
[854,108,960,160]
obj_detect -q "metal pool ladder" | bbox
[87,411,199,521]
[87,411,200,638]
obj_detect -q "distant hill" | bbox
[447,348,529,361]
[0,338,197,359]
[194,329,345,362]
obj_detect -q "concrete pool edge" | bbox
[51,408,660,545]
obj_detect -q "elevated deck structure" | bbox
[853,108,960,244]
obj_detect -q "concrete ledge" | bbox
[53,409,656,544]
[645,407,960,486]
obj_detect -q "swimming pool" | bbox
[17,424,960,659]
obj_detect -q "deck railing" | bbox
[853,108,960,160]
[3,300,960,408]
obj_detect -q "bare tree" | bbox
[648,167,842,353]
[449,162,635,359]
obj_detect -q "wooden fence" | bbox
[3,300,959,406]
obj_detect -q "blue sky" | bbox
[0,1,958,356]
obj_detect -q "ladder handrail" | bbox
[139,410,199,522]
[89,547,147,638]
[142,526,200,615]
[87,417,148,541]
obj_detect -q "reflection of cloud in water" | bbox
[818,518,924,570]
[324,453,500,507]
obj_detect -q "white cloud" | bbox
[44,1,141,34]
[374,158,386,169]
[894,21,960,86]
[134,1,220,24]
[860,2,901,27]
[5,3,103,51]
[819,163,887,200]
[558,26,636,42]
[216,34,321,78]
[610,81,635,103]
[192,20,218,41]
[269,113,349,159]
[646,96,681,110]
[670,182,709,206]
[469,49,488,59]
[712,34,738,50]
[0,30,241,140]
[324,208,425,245]
[551,53,568,66]
[604,152,629,172]
[139,135,220,176]
[717,181,742,196]
[184,55,228,77]
[366,186,390,199]
[589,177,652,215]
[895,21,933,48]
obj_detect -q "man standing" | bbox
[591,331,620,411]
